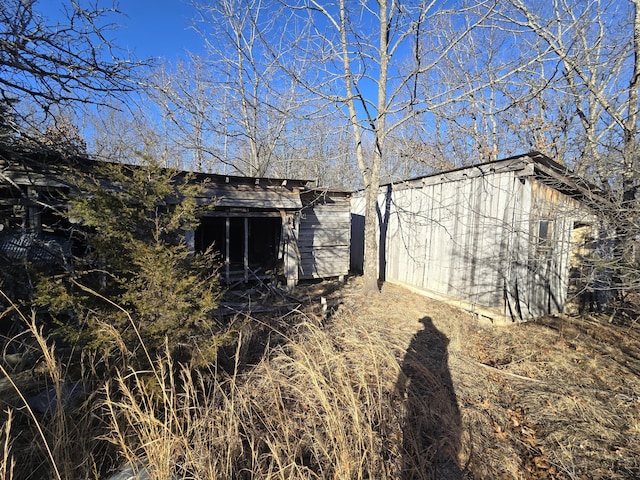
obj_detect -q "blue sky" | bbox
[39,0,205,62]
[113,0,204,60]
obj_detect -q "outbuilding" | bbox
[191,175,351,286]
[351,152,605,322]
[0,148,351,288]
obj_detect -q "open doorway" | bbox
[568,222,595,313]
[195,215,282,282]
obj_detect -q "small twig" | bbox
[461,356,543,383]
[476,361,543,383]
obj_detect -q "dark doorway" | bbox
[195,216,226,256]
[195,215,281,282]
[247,217,281,270]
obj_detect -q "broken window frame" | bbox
[536,218,555,258]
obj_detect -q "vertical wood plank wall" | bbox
[384,171,524,314]
[351,162,589,321]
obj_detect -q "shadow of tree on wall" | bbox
[396,316,464,479]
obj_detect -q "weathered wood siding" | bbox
[522,181,584,318]
[299,190,351,279]
[351,157,592,321]
[384,167,526,317]
[1,152,317,288]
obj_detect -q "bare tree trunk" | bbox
[624,0,640,208]
[362,0,390,293]
[335,0,386,293]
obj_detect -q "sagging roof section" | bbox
[196,176,308,210]
[0,147,312,211]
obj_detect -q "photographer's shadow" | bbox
[396,316,464,479]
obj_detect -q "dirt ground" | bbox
[310,277,640,479]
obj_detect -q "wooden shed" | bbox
[351,152,603,322]
[190,173,308,287]
[192,178,350,285]
[0,149,351,288]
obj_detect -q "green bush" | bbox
[34,158,229,368]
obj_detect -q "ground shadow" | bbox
[396,316,464,479]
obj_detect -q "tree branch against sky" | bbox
[407,4,578,167]
[261,0,502,292]
[188,0,313,177]
[0,0,144,145]
[494,0,640,291]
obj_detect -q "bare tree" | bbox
[86,103,186,168]
[500,0,640,294]
[269,109,360,186]
[265,0,503,292]
[499,0,635,182]
[0,0,143,146]
[190,0,312,177]
[39,111,87,155]
[149,60,227,172]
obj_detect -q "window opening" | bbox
[536,219,554,258]
[538,220,549,242]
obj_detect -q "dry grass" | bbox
[316,278,640,479]
[460,315,640,479]
[1,278,639,479]
[100,312,409,479]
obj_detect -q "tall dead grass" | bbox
[0,409,14,480]
[5,279,637,479]
[101,312,410,479]
[0,295,457,479]
[0,304,109,480]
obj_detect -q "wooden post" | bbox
[27,187,40,233]
[283,213,299,289]
[184,230,195,253]
[225,216,230,283]
[244,216,249,282]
